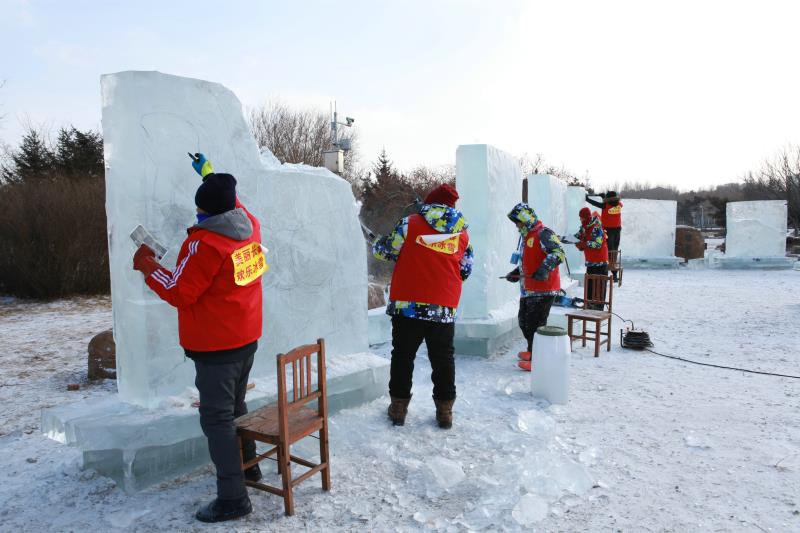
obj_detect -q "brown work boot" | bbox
[387,395,411,426]
[434,398,455,429]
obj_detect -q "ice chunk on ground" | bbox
[621,199,677,259]
[512,493,549,526]
[516,409,557,441]
[426,456,465,489]
[725,200,788,257]
[684,432,713,449]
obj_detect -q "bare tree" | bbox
[248,100,360,186]
[742,146,800,233]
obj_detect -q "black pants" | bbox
[586,263,609,310]
[389,316,456,401]
[518,295,556,352]
[194,345,257,501]
[606,227,621,251]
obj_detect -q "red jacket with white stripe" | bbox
[145,200,265,352]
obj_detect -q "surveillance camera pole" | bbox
[330,101,354,150]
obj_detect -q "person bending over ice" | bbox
[372,184,474,429]
[132,154,265,523]
[504,203,565,372]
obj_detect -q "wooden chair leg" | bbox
[607,318,612,351]
[320,424,331,491]
[581,319,587,347]
[594,320,600,357]
[279,444,294,516]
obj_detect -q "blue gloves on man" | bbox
[192,153,214,179]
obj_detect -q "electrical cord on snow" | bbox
[611,312,800,380]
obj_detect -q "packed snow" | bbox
[1,269,799,531]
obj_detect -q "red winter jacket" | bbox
[145,199,265,352]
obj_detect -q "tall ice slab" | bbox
[720,200,793,269]
[454,145,523,355]
[620,199,680,268]
[42,71,389,490]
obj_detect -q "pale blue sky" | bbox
[2,0,799,190]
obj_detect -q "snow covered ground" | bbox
[0,269,799,531]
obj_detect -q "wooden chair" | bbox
[608,250,623,286]
[235,338,331,516]
[565,274,614,357]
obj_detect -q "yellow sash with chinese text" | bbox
[231,242,268,286]
[415,233,461,255]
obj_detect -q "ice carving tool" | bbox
[188,152,199,162]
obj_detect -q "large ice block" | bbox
[564,186,588,276]
[619,199,679,267]
[725,200,787,257]
[453,145,523,355]
[102,71,368,406]
[42,71,389,491]
[456,145,522,320]
[527,174,567,237]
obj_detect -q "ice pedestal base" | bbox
[717,256,796,270]
[41,352,389,492]
[368,307,392,345]
[622,256,681,269]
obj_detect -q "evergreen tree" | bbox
[53,126,104,179]
[8,129,53,181]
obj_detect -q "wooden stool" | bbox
[235,338,331,516]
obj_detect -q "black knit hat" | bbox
[195,173,237,215]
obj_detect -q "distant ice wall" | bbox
[622,199,677,258]
[725,200,787,257]
[455,145,522,319]
[102,71,367,407]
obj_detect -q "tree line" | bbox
[1,101,797,298]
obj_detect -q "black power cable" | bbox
[613,314,800,380]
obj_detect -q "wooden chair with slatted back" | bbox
[234,338,330,516]
[608,249,623,286]
[565,274,614,357]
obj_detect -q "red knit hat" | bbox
[579,207,591,220]
[425,184,459,208]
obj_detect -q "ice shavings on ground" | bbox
[1,269,799,531]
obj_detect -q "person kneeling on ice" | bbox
[504,203,565,372]
[575,207,609,310]
[372,184,474,429]
[132,154,265,523]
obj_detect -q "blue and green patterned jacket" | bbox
[507,203,565,299]
[574,214,607,267]
[372,204,474,323]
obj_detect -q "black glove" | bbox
[532,266,550,281]
[504,267,520,282]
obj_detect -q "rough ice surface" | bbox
[620,199,677,260]
[512,493,549,525]
[426,456,466,489]
[564,185,589,274]
[455,144,522,320]
[102,70,368,406]
[725,200,787,257]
